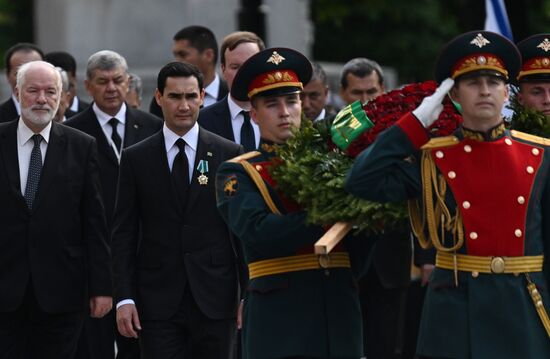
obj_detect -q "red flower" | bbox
[337,81,462,158]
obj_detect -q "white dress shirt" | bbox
[314,108,327,122]
[17,118,51,195]
[228,95,260,148]
[116,121,200,310]
[92,102,127,158]
[203,74,221,108]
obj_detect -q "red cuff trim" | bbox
[396,113,430,150]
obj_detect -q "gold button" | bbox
[527,166,534,174]
[515,229,522,237]
[464,145,472,153]
[448,171,456,179]
[505,138,513,146]
[469,232,478,240]
[255,165,262,171]
[472,271,479,278]
[490,257,506,273]
[517,196,525,204]
[436,151,444,158]
[532,148,540,156]
[318,254,331,268]
[462,201,471,209]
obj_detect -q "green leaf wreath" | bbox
[270,119,408,234]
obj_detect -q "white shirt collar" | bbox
[314,108,326,122]
[92,102,127,127]
[204,74,221,101]
[17,117,52,146]
[163,121,199,153]
[11,93,21,116]
[227,94,247,120]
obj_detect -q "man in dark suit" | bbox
[301,62,336,122]
[113,61,242,358]
[66,50,162,359]
[198,31,264,152]
[149,26,228,117]
[44,51,90,115]
[0,43,43,123]
[0,60,112,358]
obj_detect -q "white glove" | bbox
[412,78,455,128]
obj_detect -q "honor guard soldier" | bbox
[516,33,550,118]
[346,31,550,358]
[215,48,365,358]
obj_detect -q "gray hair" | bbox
[309,62,328,85]
[55,67,70,92]
[86,50,128,79]
[128,72,143,100]
[17,60,62,94]
[340,57,384,89]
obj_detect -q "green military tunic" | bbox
[216,140,364,359]
[345,113,550,359]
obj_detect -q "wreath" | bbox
[270,81,463,234]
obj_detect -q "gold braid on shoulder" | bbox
[408,149,464,252]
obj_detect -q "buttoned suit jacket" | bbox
[112,128,243,321]
[65,105,162,230]
[0,120,111,313]
[0,97,18,123]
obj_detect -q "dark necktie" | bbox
[240,111,256,152]
[109,118,122,153]
[172,138,190,208]
[24,134,43,210]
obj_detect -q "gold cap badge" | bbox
[470,33,490,48]
[267,51,285,65]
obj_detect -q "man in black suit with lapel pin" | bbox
[0,60,112,358]
[198,31,264,152]
[66,50,162,359]
[113,61,242,358]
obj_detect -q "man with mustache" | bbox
[0,60,112,358]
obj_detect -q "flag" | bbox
[484,0,513,41]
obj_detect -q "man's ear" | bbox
[154,88,162,107]
[203,48,215,64]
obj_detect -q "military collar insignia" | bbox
[470,33,491,48]
[461,122,506,141]
[537,38,550,52]
[267,51,285,65]
[260,141,277,153]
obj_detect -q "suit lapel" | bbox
[149,131,183,216]
[185,128,212,211]
[82,106,119,165]
[0,121,25,207]
[123,108,140,147]
[32,122,66,212]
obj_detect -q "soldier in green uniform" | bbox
[346,31,550,358]
[516,33,550,118]
[216,48,365,358]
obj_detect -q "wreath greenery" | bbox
[507,86,550,137]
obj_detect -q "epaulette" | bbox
[510,130,550,146]
[420,136,460,150]
[227,151,262,163]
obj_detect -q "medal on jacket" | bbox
[196,160,209,185]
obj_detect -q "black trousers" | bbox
[0,282,84,359]
[74,311,141,359]
[360,265,408,359]
[139,286,236,359]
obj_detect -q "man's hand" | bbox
[420,264,435,287]
[413,78,455,127]
[90,296,112,318]
[117,304,142,338]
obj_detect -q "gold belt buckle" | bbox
[318,254,331,268]
[490,256,506,273]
